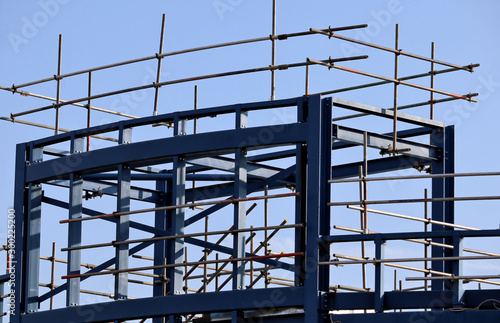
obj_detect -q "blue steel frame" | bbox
[10,95,500,322]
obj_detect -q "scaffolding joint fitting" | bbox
[327,26,335,39]
[83,187,103,200]
[331,258,344,267]
[380,145,411,156]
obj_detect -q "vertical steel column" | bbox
[168,115,186,323]
[231,108,247,323]
[319,97,332,294]
[304,95,330,322]
[374,235,386,312]
[431,127,446,291]
[0,279,4,323]
[294,98,307,287]
[115,124,132,300]
[452,231,463,307]
[444,125,456,276]
[153,174,167,323]
[12,143,27,322]
[24,144,42,314]
[232,108,248,291]
[66,134,84,307]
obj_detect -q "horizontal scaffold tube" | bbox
[60,192,299,224]
[347,205,479,231]
[328,195,500,207]
[319,255,500,266]
[61,223,302,252]
[329,171,500,184]
[61,252,303,280]
[11,56,367,119]
[333,225,500,258]
[11,24,368,90]
[307,58,477,103]
[310,27,476,72]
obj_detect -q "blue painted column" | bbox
[431,127,446,291]
[153,174,167,323]
[0,279,4,323]
[452,231,463,308]
[319,97,332,295]
[66,135,84,307]
[168,115,186,323]
[24,144,42,314]
[444,125,455,278]
[232,108,248,323]
[0,274,9,323]
[304,95,331,322]
[12,143,27,323]
[295,98,307,287]
[374,235,386,312]
[115,124,132,300]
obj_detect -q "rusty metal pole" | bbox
[153,14,166,116]
[50,242,56,310]
[55,34,62,134]
[430,42,435,120]
[87,71,92,151]
[393,24,400,153]
[270,0,277,100]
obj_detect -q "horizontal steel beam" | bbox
[48,179,160,203]
[187,156,283,179]
[321,229,500,243]
[331,155,431,180]
[30,97,301,148]
[327,289,500,311]
[331,97,444,128]
[25,287,304,323]
[26,123,306,183]
[333,125,439,160]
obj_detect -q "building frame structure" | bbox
[2,11,500,322]
[9,93,500,323]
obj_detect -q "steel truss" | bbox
[7,94,499,323]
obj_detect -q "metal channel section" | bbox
[9,94,500,323]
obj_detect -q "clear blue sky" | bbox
[1,0,500,317]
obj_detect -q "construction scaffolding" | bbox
[3,7,500,323]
